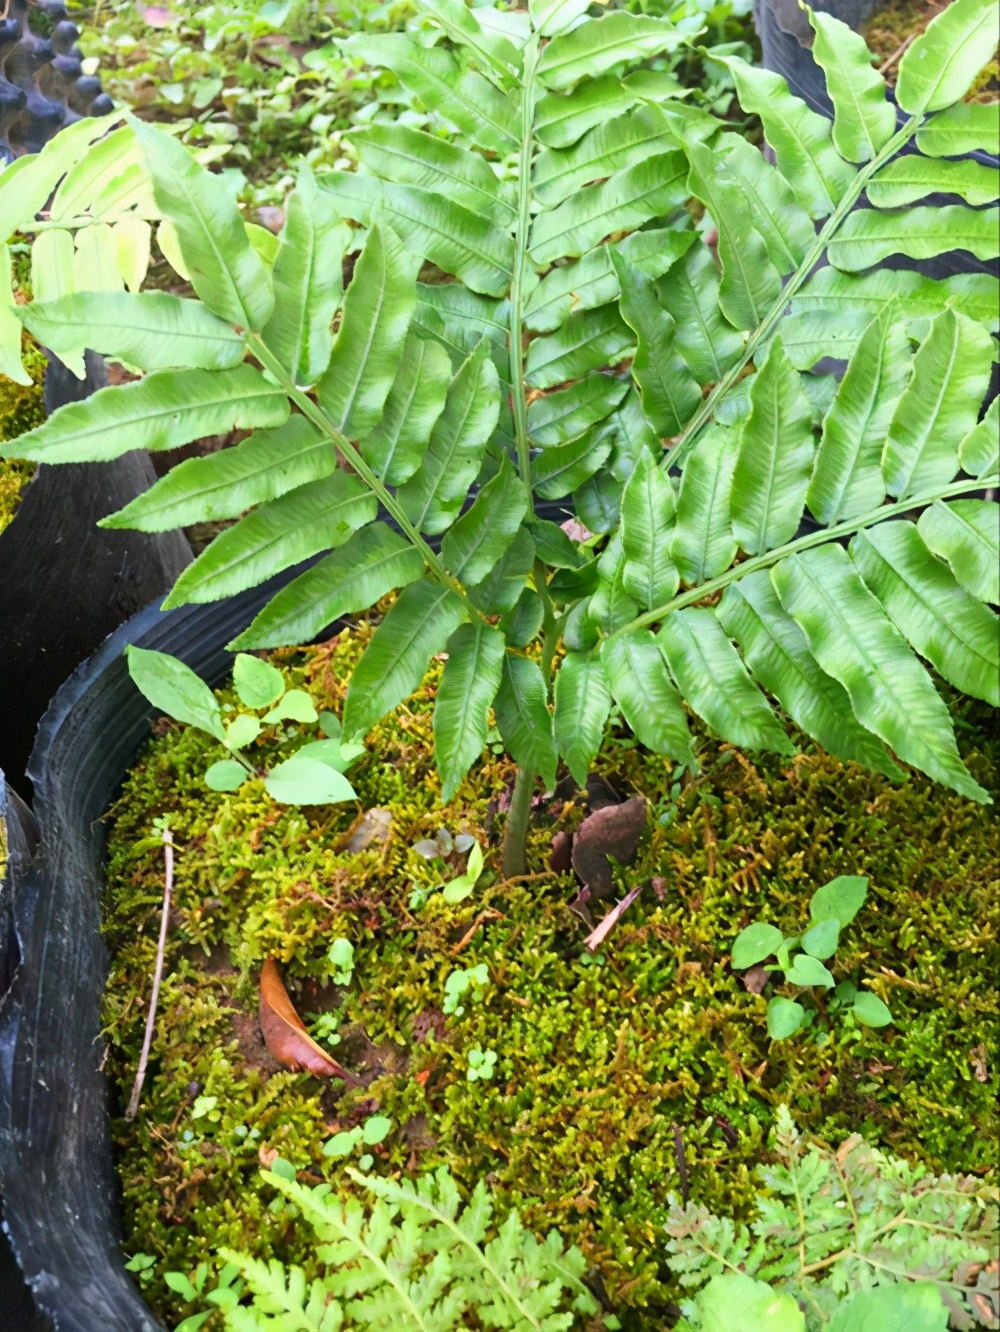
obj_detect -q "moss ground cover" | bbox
[102,621,998,1328]
[0,338,44,533]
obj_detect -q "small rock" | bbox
[346,807,392,854]
[257,205,285,234]
[571,796,647,899]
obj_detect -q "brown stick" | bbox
[125,828,174,1122]
[878,32,915,74]
[584,881,645,952]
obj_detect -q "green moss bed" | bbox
[0,337,45,533]
[102,622,998,1327]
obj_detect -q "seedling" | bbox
[731,876,893,1041]
[322,1114,393,1161]
[466,1047,497,1082]
[326,938,355,986]
[443,963,489,1017]
[126,646,364,806]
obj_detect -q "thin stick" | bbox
[584,882,645,952]
[878,31,915,74]
[673,1124,690,1204]
[125,828,174,1122]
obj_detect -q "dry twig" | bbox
[125,825,173,1122]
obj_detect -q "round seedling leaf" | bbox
[767,996,805,1040]
[361,1115,392,1145]
[698,1272,805,1332]
[850,990,893,1027]
[225,713,262,751]
[263,756,356,805]
[233,653,285,709]
[323,1130,361,1158]
[732,922,784,970]
[801,917,840,960]
[264,689,319,724]
[328,938,354,972]
[204,759,249,791]
[294,739,355,772]
[809,875,868,927]
[319,710,342,739]
[784,954,835,989]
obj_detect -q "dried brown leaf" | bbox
[259,958,353,1081]
[571,796,647,898]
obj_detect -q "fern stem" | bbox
[249,334,485,622]
[667,115,922,470]
[508,37,539,496]
[609,473,998,641]
[503,766,535,880]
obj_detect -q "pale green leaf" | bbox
[553,650,611,787]
[732,922,784,969]
[620,451,679,609]
[867,154,999,208]
[467,526,535,614]
[771,543,989,802]
[767,997,806,1040]
[0,365,289,464]
[233,654,285,709]
[317,223,416,438]
[671,423,739,584]
[959,398,999,478]
[414,0,521,82]
[433,623,505,802]
[917,499,999,604]
[882,307,995,499]
[114,218,153,294]
[658,608,795,753]
[529,0,591,37]
[896,0,999,113]
[916,100,1000,157]
[851,522,999,705]
[809,11,895,162]
[73,222,123,293]
[828,205,1000,272]
[126,645,224,740]
[130,117,273,331]
[162,472,377,607]
[531,428,613,499]
[810,874,868,926]
[205,760,248,792]
[525,304,634,391]
[441,454,528,586]
[532,103,681,207]
[264,756,356,805]
[493,653,557,788]
[231,524,424,649]
[361,334,452,485]
[0,242,31,386]
[654,241,743,386]
[31,230,75,306]
[601,629,693,761]
[698,1272,805,1332]
[801,917,839,959]
[19,290,246,372]
[785,954,835,988]
[850,991,893,1027]
[533,69,687,149]
[537,12,686,91]
[527,374,629,446]
[343,580,467,739]
[716,133,816,273]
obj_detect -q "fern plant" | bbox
[665,1105,999,1330]
[182,1164,598,1331]
[2,0,997,874]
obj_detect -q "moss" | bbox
[863,0,1000,98]
[102,624,997,1328]
[0,337,45,533]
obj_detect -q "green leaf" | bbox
[0,242,32,386]
[294,739,363,773]
[231,524,425,650]
[467,526,535,614]
[671,423,739,584]
[205,759,249,792]
[685,140,781,331]
[620,451,679,609]
[851,523,999,705]
[232,654,285,709]
[433,623,505,802]
[717,573,905,780]
[493,653,557,789]
[806,306,911,526]
[801,917,840,960]
[697,1272,805,1332]
[126,645,224,741]
[553,651,611,788]
[785,954,835,988]
[850,990,893,1028]
[828,204,1000,272]
[525,305,634,391]
[397,338,501,535]
[732,922,783,969]
[361,1114,393,1146]
[882,308,996,499]
[100,417,330,533]
[731,339,815,555]
[808,12,895,163]
[441,840,485,904]
[262,163,349,387]
[263,689,318,723]
[772,544,989,803]
[351,124,514,226]
[130,117,273,331]
[529,0,592,38]
[528,519,585,570]
[896,0,998,113]
[590,530,638,633]
[1,366,289,464]
[959,397,999,479]
[344,580,467,740]
[718,58,854,218]
[263,756,356,805]
[532,104,680,207]
[916,100,1000,157]
[658,608,795,754]
[767,997,806,1041]
[18,291,246,372]
[528,375,628,447]
[533,69,686,149]
[867,154,999,209]
[654,241,743,389]
[917,499,999,604]
[162,472,377,608]
[361,334,452,486]
[810,875,869,927]
[611,251,700,438]
[829,1283,947,1332]
[601,630,693,762]
[537,13,686,91]
[717,133,816,275]
[441,455,528,587]
[341,34,519,154]
[574,469,624,535]
[317,223,416,438]
[529,151,688,265]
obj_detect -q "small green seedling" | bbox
[309,1013,343,1047]
[409,832,485,909]
[160,1261,243,1332]
[124,1252,157,1284]
[443,963,489,1017]
[731,876,893,1041]
[126,645,364,806]
[191,1094,220,1122]
[466,1047,497,1082]
[322,1114,393,1161]
[327,937,355,986]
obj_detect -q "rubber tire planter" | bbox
[0,571,323,1332]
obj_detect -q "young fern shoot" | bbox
[3,0,998,875]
